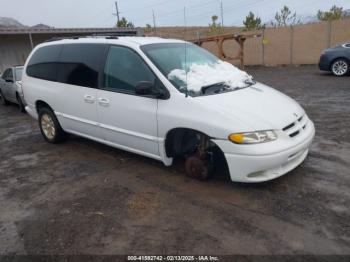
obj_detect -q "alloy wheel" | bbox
[41,114,56,140]
[332,60,348,76]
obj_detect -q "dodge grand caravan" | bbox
[22,37,315,183]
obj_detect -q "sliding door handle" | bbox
[84,95,95,103]
[98,98,110,106]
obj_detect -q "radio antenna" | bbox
[184,6,189,97]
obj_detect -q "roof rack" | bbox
[45,32,140,43]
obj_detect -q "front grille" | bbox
[282,114,308,138]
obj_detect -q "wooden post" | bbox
[240,38,245,68]
[217,37,225,59]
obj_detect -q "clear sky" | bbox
[1,0,350,28]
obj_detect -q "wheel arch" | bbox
[35,100,54,113]
[164,127,226,158]
[164,127,208,157]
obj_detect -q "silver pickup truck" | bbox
[0,66,26,112]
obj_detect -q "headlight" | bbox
[228,131,277,144]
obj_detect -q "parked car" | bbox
[0,66,26,112]
[319,42,350,76]
[22,37,315,183]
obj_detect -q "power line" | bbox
[173,0,267,25]
[155,0,220,21]
[152,0,261,24]
[121,0,175,14]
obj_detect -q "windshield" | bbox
[15,67,23,81]
[141,43,253,96]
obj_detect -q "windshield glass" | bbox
[141,43,253,96]
[15,67,23,81]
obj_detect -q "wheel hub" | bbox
[333,61,348,76]
[185,155,210,180]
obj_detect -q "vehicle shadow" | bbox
[63,133,296,192]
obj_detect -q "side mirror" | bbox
[135,81,169,99]
[135,81,154,96]
[5,78,13,83]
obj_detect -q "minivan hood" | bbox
[196,82,305,131]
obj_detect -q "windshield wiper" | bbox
[244,79,256,86]
[201,82,227,94]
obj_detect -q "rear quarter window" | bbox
[26,45,62,81]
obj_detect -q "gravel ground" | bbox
[0,65,349,255]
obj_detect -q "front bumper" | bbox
[319,54,331,71]
[213,120,315,183]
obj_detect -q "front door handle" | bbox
[84,95,95,103]
[98,98,110,106]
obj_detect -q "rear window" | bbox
[26,45,62,81]
[57,44,106,88]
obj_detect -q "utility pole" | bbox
[115,1,120,23]
[220,0,224,27]
[152,10,157,35]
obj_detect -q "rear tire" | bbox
[38,107,66,143]
[0,90,9,106]
[331,59,349,76]
[17,95,26,113]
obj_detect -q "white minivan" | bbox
[22,36,315,183]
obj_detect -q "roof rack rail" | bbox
[44,31,139,43]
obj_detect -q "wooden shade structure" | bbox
[189,32,262,67]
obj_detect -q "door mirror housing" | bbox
[135,81,154,95]
[135,81,170,99]
[5,78,13,83]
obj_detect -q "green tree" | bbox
[272,6,300,27]
[207,15,223,35]
[209,15,220,28]
[243,11,263,31]
[116,17,134,28]
[317,5,349,21]
[144,23,153,33]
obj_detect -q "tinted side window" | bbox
[345,43,350,48]
[2,69,10,79]
[104,46,155,94]
[7,69,13,80]
[27,45,62,81]
[58,44,105,88]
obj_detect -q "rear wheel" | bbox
[331,59,349,76]
[38,107,66,143]
[0,90,9,106]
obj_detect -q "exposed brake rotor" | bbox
[185,154,212,180]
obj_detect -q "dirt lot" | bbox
[0,66,349,255]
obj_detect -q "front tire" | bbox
[0,90,9,106]
[331,59,349,76]
[38,107,66,143]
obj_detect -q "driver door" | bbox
[97,45,160,158]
